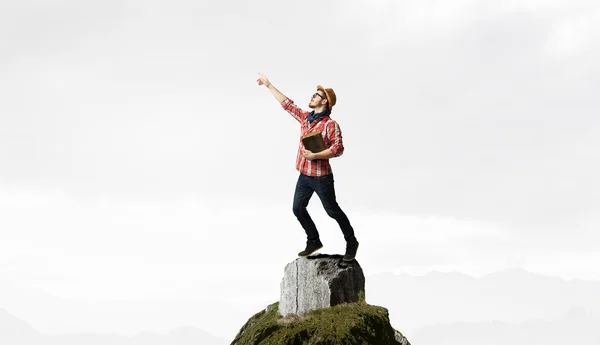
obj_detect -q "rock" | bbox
[395,329,411,345]
[231,253,410,344]
[279,254,365,317]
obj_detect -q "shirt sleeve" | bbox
[327,120,344,157]
[281,98,309,124]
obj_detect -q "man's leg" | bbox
[313,174,359,260]
[313,174,357,242]
[292,174,322,256]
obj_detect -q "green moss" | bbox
[231,301,408,345]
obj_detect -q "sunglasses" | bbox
[312,93,325,100]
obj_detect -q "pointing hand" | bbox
[256,72,271,87]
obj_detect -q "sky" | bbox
[1,0,599,340]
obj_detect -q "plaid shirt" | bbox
[281,98,345,177]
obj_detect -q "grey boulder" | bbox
[279,254,365,317]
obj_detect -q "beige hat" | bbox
[317,85,336,110]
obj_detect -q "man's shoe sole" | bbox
[298,245,323,257]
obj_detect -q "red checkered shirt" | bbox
[281,98,345,177]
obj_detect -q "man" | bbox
[256,73,359,261]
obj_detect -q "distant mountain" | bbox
[45,326,230,345]
[365,268,600,335]
[0,308,39,337]
[0,309,229,345]
[410,307,600,345]
[0,279,244,338]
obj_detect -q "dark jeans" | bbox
[292,173,357,244]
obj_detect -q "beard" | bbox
[308,102,316,109]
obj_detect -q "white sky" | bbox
[1,0,599,340]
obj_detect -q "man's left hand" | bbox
[302,148,317,161]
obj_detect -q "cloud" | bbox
[0,0,598,256]
[0,0,126,61]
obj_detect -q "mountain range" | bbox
[0,308,229,345]
[2,268,598,344]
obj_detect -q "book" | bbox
[301,131,326,153]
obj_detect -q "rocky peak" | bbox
[230,254,411,344]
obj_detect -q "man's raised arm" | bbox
[257,73,307,123]
[257,73,288,103]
